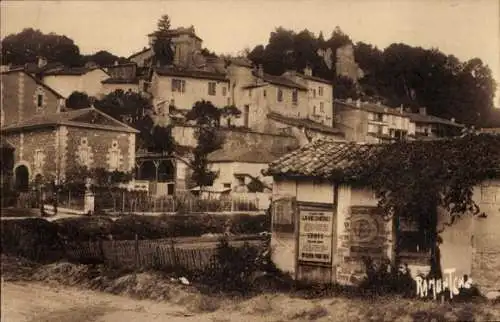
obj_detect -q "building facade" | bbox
[1,70,137,190]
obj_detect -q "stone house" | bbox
[334,99,464,143]
[1,69,138,190]
[282,66,334,126]
[406,107,465,139]
[150,67,230,112]
[263,137,500,294]
[128,26,204,69]
[100,62,142,96]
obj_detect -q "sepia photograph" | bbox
[0,0,499,321]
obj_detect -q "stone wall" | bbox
[471,179,500,293]
[172,125,299,153]
[65,127,134,174]
[1,71,62,127]
[5,128,58,181]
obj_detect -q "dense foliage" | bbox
[65,91,93,109]
[1,28,125,67]
[346,133,500,275]
[247,27,497,126]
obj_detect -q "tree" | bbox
[1,28,81,66]
[185,100,225,188]
[82,50,126,67]
[152,15,175,66]
[333,76,359,99]
[157,15,171,33]
[65,91,93,109]
[94,89,175,155]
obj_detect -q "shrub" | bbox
[200,237,262,294]
[359,257,416,296]
[0,218,65,262]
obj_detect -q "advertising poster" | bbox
[298,210,334,264]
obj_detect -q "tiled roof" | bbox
[207,146,287,164]
[297,72,332,85]
[1,108,139,133]
[101,77,140,84]
[256,72,308,91]
[264,138,380,179]
[335,100,406,117]
[128,47,152,60]
[406,112,464,127]
[267,112,344,136]
[155,67,228,82]
[42,67,102,76]
[265,134,500,179]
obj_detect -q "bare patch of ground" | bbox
[2,255,500,322]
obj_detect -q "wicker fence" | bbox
[63,236,267,271]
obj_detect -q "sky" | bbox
[2,0,500,105]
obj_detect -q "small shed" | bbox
[264,136,500,293]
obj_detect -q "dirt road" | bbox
[1,281,212,322]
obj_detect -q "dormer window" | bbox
[277,89,283,102]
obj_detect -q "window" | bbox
[208,82,216,96]
[223,183,231,189]
[227,97,231,106]
[171,79,186,93]
[318,86,323,96]
[222,86,227,96]
[313,106,317,115]
[313,89,316,98]
[398,216,432,255]
[34,150,44,170]
[249,89,252,97]
[277,89,283,102]
[243,105,250,127]
[109,150,120,170]
[263,90,267,97]
[292,89,298,105]
[37,94,43,108]
[320,102,324,112]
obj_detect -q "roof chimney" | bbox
[419,107,427,115]
[37,56,47,68]
[356,99,361,108]
[451,117,455,123]
[257,64,264,78]
[346,98,353,103]
[399,104,404,113]
[304,65,313,77]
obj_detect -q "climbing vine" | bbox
[345,133,500,276]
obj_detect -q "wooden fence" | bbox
[63,236,267,271]
[95,191,265,214]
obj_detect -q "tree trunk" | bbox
[428,207,442,279]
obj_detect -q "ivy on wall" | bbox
[344,133,500,276]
